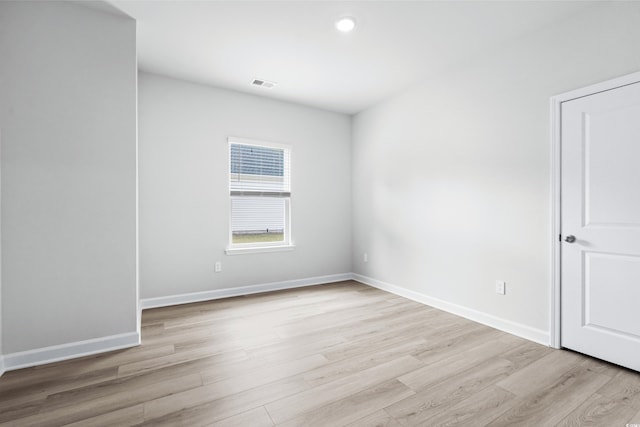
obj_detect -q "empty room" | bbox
[1,0,640,426]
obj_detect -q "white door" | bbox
[561,80,640,371]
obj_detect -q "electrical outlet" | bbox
[495,280,506,295]
[363,253,368,263]
[215,261,222,273]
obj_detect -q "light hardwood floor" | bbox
[1,280,639,426]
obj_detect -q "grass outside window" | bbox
[232,232,284,244]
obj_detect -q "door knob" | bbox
[564,235,576,243]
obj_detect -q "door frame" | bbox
[549,70,640,349]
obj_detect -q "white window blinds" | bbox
[230,143,290,196]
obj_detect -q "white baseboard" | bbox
[353,273,549,346]
[140,273,354,310]
[2,332,140,372]
[0,355,5,377]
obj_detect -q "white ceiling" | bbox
[108,1,593,114]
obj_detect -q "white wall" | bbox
[0,128,2,373]
[352,2,640,340]
[138,73,351,299]
[0,1,138,355]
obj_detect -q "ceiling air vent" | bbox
[251,78,277,89]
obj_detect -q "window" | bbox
[227,137,292,253]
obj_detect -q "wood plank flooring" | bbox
[1,280,639,426]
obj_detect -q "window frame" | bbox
[225,136,295,255]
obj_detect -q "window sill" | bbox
[225,244,296,255]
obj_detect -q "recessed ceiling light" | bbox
[335,16,356,33]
